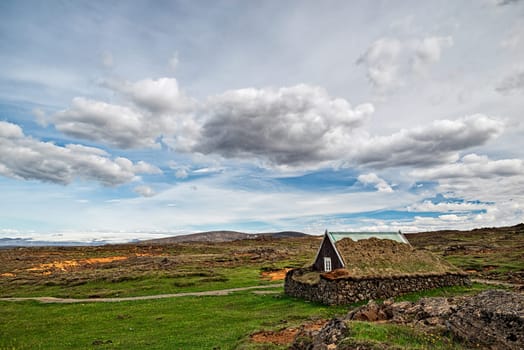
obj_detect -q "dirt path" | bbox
[471,278,523,289]
[0,284,283,304]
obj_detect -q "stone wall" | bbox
[284,268,470,305]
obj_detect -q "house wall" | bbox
[313,236,344,271]
[284,268,470,305]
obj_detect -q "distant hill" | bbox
[140,230,308,244]
[264,231,308,239]
[406,223,524,247]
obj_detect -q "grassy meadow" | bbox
[0,284,494,350]
[0,226,522,349]
[0,292,345,350]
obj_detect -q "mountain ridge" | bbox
[139,230,309,244]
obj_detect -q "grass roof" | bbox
[323,237,461,279]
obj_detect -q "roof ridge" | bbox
[327,231,409,244]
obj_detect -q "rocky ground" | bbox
[289,289,524,350]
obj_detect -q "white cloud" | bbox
[50,76,505,174]
[175,168,188,179]
[32,108,48,127]
[0,121,24,138]
[407,200,492,212]
[76,173,416,233]
[53,78,199,151]
[356,38,403,90]
[134,185,156,197]
[354,114,504,168]
[411,153,524,179]
[357,173,394,193]
[167,161,190,179]
[0,121,160,186]
[406,154,524,232]
[195,84,374,167]
[357,35,454,90]
[413,36,453,75]
[53,97,155,149]
[108,77,195,114]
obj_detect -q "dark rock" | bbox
[346,296,464,327]
[316,318,349,347]
[346,300,389,322]
[290,317,349,350]
[291,289,524,349]
[447,290,524,349]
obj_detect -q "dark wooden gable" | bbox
[313,232,345,272]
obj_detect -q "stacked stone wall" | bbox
[284,268,470,305]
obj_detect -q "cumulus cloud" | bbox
[53,81,376,166]
[357,35,453,90]
[0,121,160,186]
[357,173,394,192]
[108,77,195,113]
[50,79,504,172]
[354,114,504,168]
[495,70,524,95]
[411,153,524,179]
[194,84,374,166]
[133,185,156,197]
[53,97,156,149]
[53,78,199,150]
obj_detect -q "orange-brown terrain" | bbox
[0,235,321,298]
[0,224,522,299]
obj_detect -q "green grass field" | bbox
[0,266,278,299]
[0,284,495,350]
[0,291,344,350]
[0,227,521,349]
[341,321,466,350]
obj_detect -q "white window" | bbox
[324,257,332,272]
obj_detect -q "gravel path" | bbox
[0,284,283,304]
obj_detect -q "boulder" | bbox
[346,297,463,327]
[447,290,524,349]
[346,300,389,322]
[290,317,349,350]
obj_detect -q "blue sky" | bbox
[1,0,524,243]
